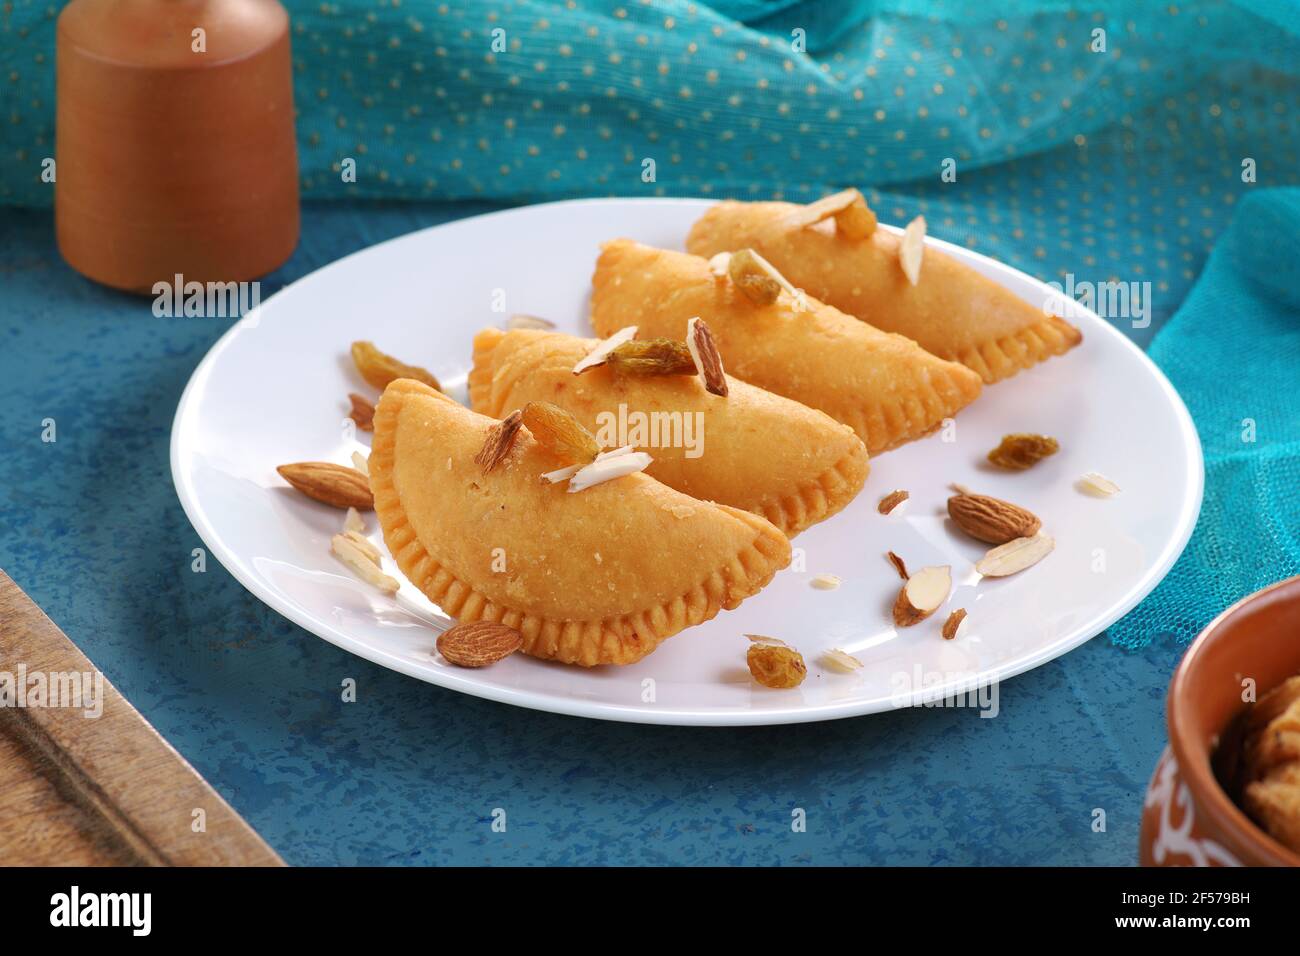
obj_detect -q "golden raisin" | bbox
[727,248,782,305]
[604,338,696,376]
[350,341,441,392]
[834,199,877,240]
[521,401,600,464]
[746,642,807,689]
[987,433,1059,471]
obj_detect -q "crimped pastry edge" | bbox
[685,207,1084,386]
[954,314,1083,384]
[753,444,869,537]
[371,377,790,666]
[469,326,870,535]
[589,241,984,455]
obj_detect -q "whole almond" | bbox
[436,621,524,668]
[277,462,373,510]
[947,492,1041,544]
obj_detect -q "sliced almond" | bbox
[350,450,370,477]
[942,608,968,641]
[821,648,864,673]
[506,313,556,330]
[786,188,877,239]
[786,189,861,228]
[343,507,366,534]
[277,462,373,510]
[1078,471,1121,498]
[595,444,637,461]
[474,409,523,473]
[339,529,382,566]
[892,565,951,627]
[436,621,523,668]
[886,551,910,580]
[686,316,729,397]
[347,393,375,431]
[947,492,1041,545]
[898,215,926,286]
[707,251,732,278]
[744,634,789,647]
[976,533,1055,577]
[331,533,399,593]
[541,463,583,484]
[567,450,653,492]
[878,489,909,515]
[573,326,637,374]
[727,248,798,305]
[810,573,841,591]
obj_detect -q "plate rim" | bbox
[170,196,1204,726]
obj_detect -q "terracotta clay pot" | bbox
[1140,575,1300,866]
[56,0,299,293]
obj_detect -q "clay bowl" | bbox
[1140,575,1300,866]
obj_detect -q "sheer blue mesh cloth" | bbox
[1109,187,1300,649]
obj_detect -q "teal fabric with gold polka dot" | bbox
[3,1,1297,341]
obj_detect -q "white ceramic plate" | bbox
[171,199,1202,726]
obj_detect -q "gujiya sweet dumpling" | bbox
[469,327,869,537]
[368,378,792,666]
[1241,675,1300,854]
[590,239,983,455]
[685,191,1082,384]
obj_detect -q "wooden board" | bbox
[0,570,283,866]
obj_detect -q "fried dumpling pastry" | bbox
[469,327,869,536]
[685,193,1082,383]
[369,378,791,666]
[1241,675,1300,854]
[590,239,982,454]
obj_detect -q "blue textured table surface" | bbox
[0,199,1193,866]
